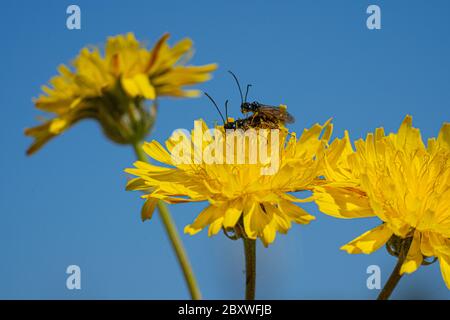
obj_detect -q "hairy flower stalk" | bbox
[243,237,256,300]
[125,118,333,298]
[376,235,413,300]
[132,142,201,300]
[314,115,450,298]
[26,33,216,299]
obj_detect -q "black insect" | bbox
[241,101,295,125]
[228,71,295,128]
[204,71,295,130]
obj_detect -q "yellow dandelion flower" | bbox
[125,119,332,246]
[25,33,217,155]
[314,115,450,291]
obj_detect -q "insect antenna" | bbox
[244,84,252,103]
[228,70,244,104]
[225,100,229,121]
[204,92,226,124]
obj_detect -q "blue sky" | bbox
[1,0,449,299]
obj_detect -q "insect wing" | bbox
[258,106,295,124]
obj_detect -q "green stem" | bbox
[377,257,404,300]
[243,238,256,300]
[132,142,202,300]
[377,236,412,300]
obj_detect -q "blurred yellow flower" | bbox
[314,115,450,288]
[25,33,217,155]
[125,119,332,246]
